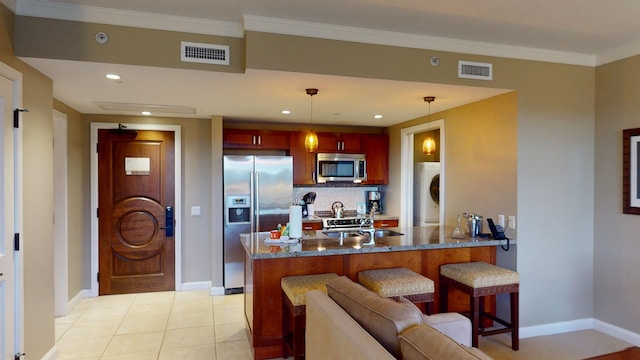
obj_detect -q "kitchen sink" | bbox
[322,229,404,238]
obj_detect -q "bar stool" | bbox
[281,273,339,359]
[439,261,519,350]
[358,267,435,314]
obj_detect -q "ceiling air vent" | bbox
[458,61,493,81]
[181,41,230,65]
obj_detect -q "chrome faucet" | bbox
[359,203,378,244]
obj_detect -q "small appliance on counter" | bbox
[301,192,316,217]
[463,212,483,238]
[366,191,382,214]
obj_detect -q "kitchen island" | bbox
[240,226,515,360]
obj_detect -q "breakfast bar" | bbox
[240,226,515,360]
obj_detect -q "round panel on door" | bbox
[430,174,440,205]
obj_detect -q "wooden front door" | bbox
[98,129,175,295]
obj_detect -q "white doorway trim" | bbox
[400,119,445,229]
[53,110,68,316]
[89,123,182,297]
[0,61,24,360]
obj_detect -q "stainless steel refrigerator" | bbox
[223,155,293,294]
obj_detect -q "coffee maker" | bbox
[366,191,383,214]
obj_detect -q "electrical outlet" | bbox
[508,215,516,229]
[498,214,505,228]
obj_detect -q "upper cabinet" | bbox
[290,132,317,185]
[316,132,364,153]
[223,128,388,185]
[223,129,290,150]
[363,134,389,184]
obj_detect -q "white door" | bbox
[0,73,16,359]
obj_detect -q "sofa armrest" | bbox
[424,313,472,347]
[306,290,395,360]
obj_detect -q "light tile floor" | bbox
[55,291,256,360]
[56,290,633,360]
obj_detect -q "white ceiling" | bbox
[10,0,640,125]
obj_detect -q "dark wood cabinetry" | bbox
[374,219,398,228]
[289,132,316,185]
[317,132,364,153]
[302,221,323,230]
[245,245,497,360]
[223,128,389,185]
[363,133,389,184]
[223,129,290,150]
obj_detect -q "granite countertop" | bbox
[241,226,515,259]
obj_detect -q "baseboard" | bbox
[519,318,593,338]
[41,345,58,360]
[210,286,225,296]
[65,290,85,314]
[180,281,212,291]
[594,319,640,347]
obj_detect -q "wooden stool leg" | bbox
[439,278,449,313]
[426,301,434,315]
[470,296,480,348]
[511,291,519,350]
[292,313,305,360]
[282,299,290,358]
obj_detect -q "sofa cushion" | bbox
[399,325,494,360]
[326,276,423,358]
[398,296,472,347]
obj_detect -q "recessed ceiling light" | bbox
[141,111,151,116]
[374,114,383,119]
[106,73,120,80]
[281,110,291,115]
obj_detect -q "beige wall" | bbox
[594,55,640,333]
[389,93,518,233]
[53,100,85,300]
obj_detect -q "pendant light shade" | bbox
[304,88,319,152]
[422,137,436,155]
[422,96,436,155]
[304,131,318,152]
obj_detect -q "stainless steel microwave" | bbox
[316,153,366,183]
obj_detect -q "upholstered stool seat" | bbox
[439,261,519,350]
[281,273,339,359]
[358,267,435,314]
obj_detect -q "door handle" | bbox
[161,206,174,237]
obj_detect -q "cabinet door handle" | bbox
[257,135,262,145]
[252,135,256,145]
[303,226,313,230]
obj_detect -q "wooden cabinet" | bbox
[363,134,389,184]
[374,218,398,228]
[289,132,316,185]
[302,221,322,230]
[223,129,290,150]
[317,132,363,153]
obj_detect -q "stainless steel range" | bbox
[322,217,371,230]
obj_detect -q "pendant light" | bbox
[422,96,436,155]
[304,88,319,152]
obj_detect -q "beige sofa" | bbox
[305,276,493,360]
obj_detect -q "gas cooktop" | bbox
[322,217,370,229]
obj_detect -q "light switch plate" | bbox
[191,206,201,217]
[508,215,516,229]
[498,214,505,228]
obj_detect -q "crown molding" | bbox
[15,0,244,38]
[596,40,640,66]
[244,15,596,67]
[0,0,16,13]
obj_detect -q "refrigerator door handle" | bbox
[254,171,260,232]
[250,171,256,233]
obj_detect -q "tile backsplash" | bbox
[294,186,380,215]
